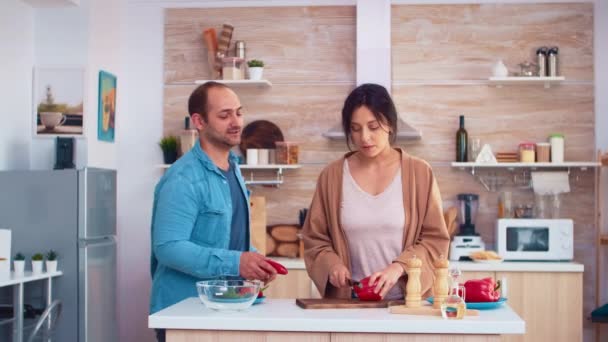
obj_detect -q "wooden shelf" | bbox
[157,164,301,187]
[488,76,565,88]
[240,164,301,170]
[452,161,599,170]
[22,0,79,7]
[157,164,300,170]
[192,79,272,87]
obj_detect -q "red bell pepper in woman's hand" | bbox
[266,259,289,275]
[463,277,501,302]
[353,276,382,301]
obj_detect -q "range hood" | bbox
[323,0,422,141]
[323,118,422,140]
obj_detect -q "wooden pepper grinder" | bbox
[432,256,450,309]
[405,255,422,308]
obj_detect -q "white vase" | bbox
[492,60,509,77]
[13,260,25,276]
[32,260,43,274]
[248,67,264,80]
[46,260,58,273]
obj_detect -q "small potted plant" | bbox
[46,250,58,273]
[31,253,44,274]
[247,59,265,81]
[159,136,178,164]
[14,252,25,276]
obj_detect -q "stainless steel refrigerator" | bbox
[0,168,117,342]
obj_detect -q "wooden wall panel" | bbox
[392,3,593,81]
[164,4,596,339]
[165,7,356,84]
[392,4,595,340]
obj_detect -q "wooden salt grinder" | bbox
[405,256,422,308]
[432,257,450,309]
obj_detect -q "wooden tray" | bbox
[295,298,404,309]
[389,304,479,317]
[239,120,284,156]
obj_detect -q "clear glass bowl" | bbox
[196,280,261,311]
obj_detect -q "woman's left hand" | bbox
[368,263,405,298]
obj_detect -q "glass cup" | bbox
[469,138,482,162]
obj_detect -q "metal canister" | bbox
[235,40,246,59]
[536,47,547,77]
[547,47,559,77]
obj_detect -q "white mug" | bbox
[246,149,258,165]
[258,149,269,165]
[40,112,66,129]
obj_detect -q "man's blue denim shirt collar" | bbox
[192,140,240,173]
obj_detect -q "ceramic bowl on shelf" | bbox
[196,280,261,311]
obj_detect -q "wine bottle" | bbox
[456,115,468,162]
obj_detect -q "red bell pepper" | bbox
[353,276,382,301]
[266,259,288,275]
[463,277,501,302]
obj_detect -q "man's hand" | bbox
[328,263,351,288]
[239,252,277,281]
[368,263,405,298]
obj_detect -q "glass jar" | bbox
[221,57,244,80]
[549,133,564,163]
[498,191,513,218]
[275,141,299,164]
[519,142,536,163]
[536,142,551,162]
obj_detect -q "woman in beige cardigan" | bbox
[302,84,450,300]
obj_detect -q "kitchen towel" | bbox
[531,171,570,195]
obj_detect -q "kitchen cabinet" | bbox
[266,259,583,342]
[264,270,319,299]
[150,298,525,342]
[497,271,582,342]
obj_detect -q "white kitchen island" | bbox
[149,298,525,342]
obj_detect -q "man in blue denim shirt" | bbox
[150,82,276,342]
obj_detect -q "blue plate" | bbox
[253,296,266,305]
[426,297,507,310]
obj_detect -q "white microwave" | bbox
[496,219,573,261]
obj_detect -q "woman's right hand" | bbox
[329,263,351,288]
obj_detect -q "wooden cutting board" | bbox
[249,196,266,255]
[296,298,404,309]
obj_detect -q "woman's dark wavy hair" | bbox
[341,83,398,150]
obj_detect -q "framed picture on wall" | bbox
[97,70,117,142]
[33,66,85,137]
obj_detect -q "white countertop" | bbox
[149,298,525,335]
[0,270,63,287]
[269,257,584,273]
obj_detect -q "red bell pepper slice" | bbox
[463,277,501,302]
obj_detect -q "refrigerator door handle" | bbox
[78,236,116,248]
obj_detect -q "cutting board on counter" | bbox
[295,298,404,309]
